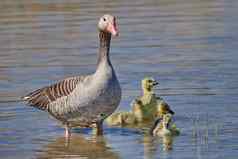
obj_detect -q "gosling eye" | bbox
[148,80,152,83]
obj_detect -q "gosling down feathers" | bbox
[105,111,136,126]
[132,77,174,122]
[22,14,121,137]
[106,77,174,126]
[150,114,180,137]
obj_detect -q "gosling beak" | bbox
[169,109,175,115]
[152,81,159,86]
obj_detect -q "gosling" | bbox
[150,114,180,137]
[105,111,136,126]
[106,77,175,126]
[132,77,174,122]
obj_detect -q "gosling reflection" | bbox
[142,135,158,159]
[140,114,180,158]
[37,134,121,159]
[142,134,175,159]
[160,135,174,151]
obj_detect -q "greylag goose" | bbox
[23,14,121,137]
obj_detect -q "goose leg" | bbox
[65,124,71,138]
[95,120,103,135]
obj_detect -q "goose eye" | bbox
[103,18,106,21]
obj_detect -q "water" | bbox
[0,0,238,158]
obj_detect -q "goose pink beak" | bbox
[106,18,119,36]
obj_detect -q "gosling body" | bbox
[106,77,174,126]
[132,77,174,122]
[150,114,180,137]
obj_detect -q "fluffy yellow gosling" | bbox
[132,77,174,122]
[150,114,180,137]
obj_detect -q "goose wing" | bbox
[22,76,83,111]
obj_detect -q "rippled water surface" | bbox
[0,0,238,158]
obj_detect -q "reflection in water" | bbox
[142,134,175,159]
[37,134,121,159]
[161,135,174,151]
[110,118,178,158]
[142,135,158,159]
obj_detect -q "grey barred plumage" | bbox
[23,76,82,111]
[22,14,121,137]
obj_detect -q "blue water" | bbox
[0,0,238,158]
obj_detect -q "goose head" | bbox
[142,77,159,94]
[98,14,118,36]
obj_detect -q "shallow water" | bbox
[0,0,238,158]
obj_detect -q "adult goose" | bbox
[23,14,121,138]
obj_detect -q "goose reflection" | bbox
[37,134,121,159]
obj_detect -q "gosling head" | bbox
[142,77,159,94]
[162,113,173,129]
[158,101,175,117]
[98,14,118,36]
[150,114,173,136]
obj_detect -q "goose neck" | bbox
[97,31,111,66]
